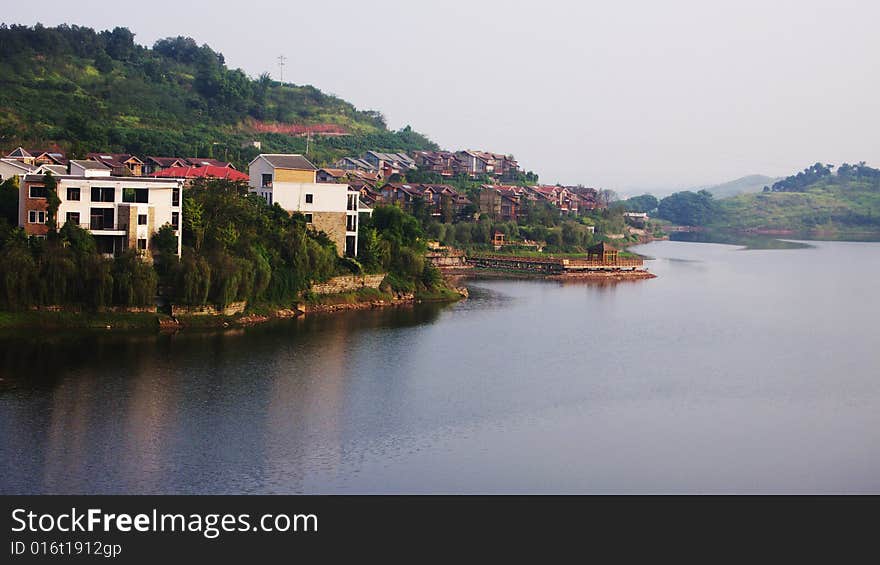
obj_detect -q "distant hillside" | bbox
[712,163,880,233]
[700,174,779,199]
[0,24,437,167]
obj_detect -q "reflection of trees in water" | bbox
[670,231,810,249]
[0,331,168,390]
[0,302,451,493]
[0,303,448,389]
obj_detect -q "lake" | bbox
[2,240,879,494]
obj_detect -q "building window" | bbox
[345,235,357,257]
[171,212,179,229]
[91,187,115,202]
[172,187,180,207]
[305,213,313,224]
[28,210,47,224]
[346,214,357,232]
[123,187,149,203]
[261,173,272,188]
[65,212,80,225]
[347,193,357,211]
[137,238,147,250]
[305,193,314,204]
[90,208,114,230]
[138,214,148,226]
[95,236,116,255]
[29,186,48,199]
[66,187,80,201]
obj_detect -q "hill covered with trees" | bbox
[0,24,437,166]
[714,162,880,233]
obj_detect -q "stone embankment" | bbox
[309,274,386,295]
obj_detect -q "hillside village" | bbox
[0,145,628,263]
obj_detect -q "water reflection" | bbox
[0,305,448,494]
[2,242,880,493]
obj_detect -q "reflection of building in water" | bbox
[262,315,353,491]
[119,346,178,493]
[40,336,180,493]
[2,303,451,494]
[43,374,99,492]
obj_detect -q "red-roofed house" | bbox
[184,157,235,169]
[479,185,523,222]
[153,165,249,183]
[316,168,347,183]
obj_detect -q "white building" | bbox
[248,154,360,256]
[20,173,183,257]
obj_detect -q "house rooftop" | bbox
[318,168,347,177]
[256,154,317,170]
[22,174,183,184]
[70,159,111,170]
[0,158,35,172]
[154,165,249,181]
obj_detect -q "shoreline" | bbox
[444,268,656,283]
[0,287,469,332]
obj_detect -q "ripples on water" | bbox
[2,240,880,493]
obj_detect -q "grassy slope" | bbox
[702,174,779,199]
[714,177,880,232]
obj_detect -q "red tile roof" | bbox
[153,166,249,181]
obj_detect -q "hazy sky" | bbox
[4,0,879,193]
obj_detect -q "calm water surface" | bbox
[2,240,879,493]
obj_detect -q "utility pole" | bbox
[306,130,311,156]
[277,54,287,83]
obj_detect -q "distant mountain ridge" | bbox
[697,174,780,199]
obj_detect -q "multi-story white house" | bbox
[19,172,183,257]
[248,154,360,256]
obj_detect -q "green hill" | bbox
[0,24,437,166]
[700,174,779,199]
[712,163,880,233]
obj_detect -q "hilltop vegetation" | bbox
[714,162,880,232]
[0,24,437,166]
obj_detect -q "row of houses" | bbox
[7,150,370,260]
[314,167,603,224]
[0,147,238,178]
[5,144,602,262]
[478,184,604,222]
[375,183,473,219]
[334,149,522,180]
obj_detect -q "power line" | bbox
[277,55,287,83]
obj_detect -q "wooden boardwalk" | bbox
[467,254,646,274]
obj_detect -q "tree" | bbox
[112,251,157,306]
[657,190,717,226]
[43,173,60,234]
[0,239,37,310]
[0,176,19,225]
[622,194,659,213]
